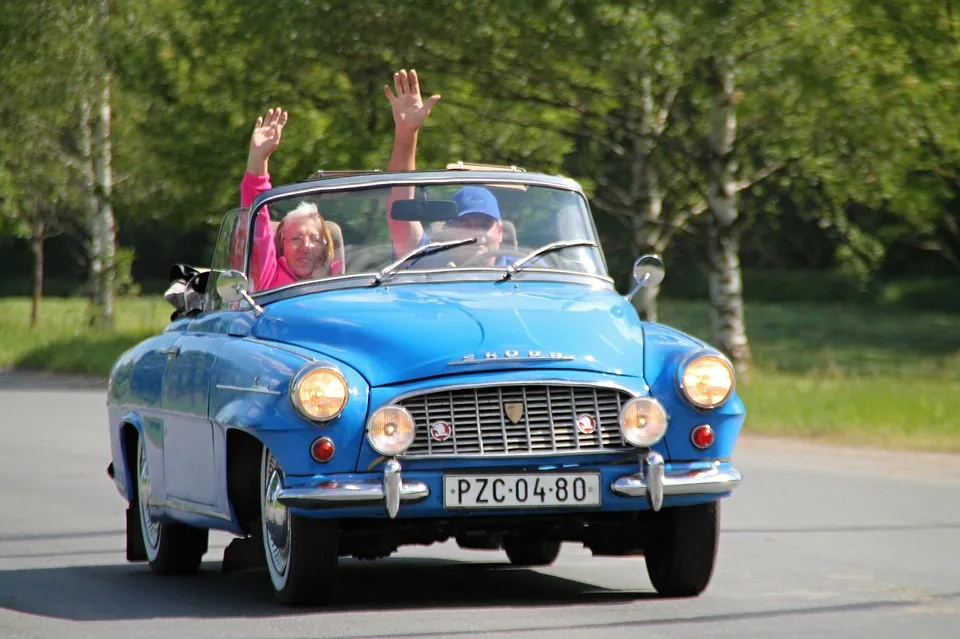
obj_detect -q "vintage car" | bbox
[105,165,745,605]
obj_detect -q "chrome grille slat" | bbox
[400,384,633,458]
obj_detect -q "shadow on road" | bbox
[0,556,655,620]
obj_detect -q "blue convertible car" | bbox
[105,166,745,605]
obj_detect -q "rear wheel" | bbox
[644,502,720,597]
[502,538,562,567]
[260,447,339,606]
[136,436,208,575]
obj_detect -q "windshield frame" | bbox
[241,170,613,302]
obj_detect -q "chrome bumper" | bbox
[276,459,428,518]
[610,452,742,512]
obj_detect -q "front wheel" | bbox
[644,502,720,597]
[136,437,208,575]
[260,447,339,606]
[502,538,562,567]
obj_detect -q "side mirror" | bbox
[216,270,263,315]
[624,254,665,302]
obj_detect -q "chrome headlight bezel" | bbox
[619,396,669,448]
[676,351,736,410]
[289,363,349,423]
[365,404,417,457]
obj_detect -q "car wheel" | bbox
[644,502,720,597]
[135,436,208,575]
[502,538,562,567]
[260,447,338,606]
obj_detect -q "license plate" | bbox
[443,472,601,509]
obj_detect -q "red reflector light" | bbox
[311,437,336,463]
[691,425,715,449]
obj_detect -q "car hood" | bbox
[252,281,646,387]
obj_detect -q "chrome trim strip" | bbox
[610,462,742,499]
[448,356,576,366]
[275,479,429,510]
[388,378,644,404]
[215,384,282,396]
[148,498,233,522]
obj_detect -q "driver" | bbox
[383,70,516,268]
[412,186,511,268]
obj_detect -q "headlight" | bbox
[619,397,668,447]
[679,354,735,409]
[290,365,348,422]
[366,405,416,456]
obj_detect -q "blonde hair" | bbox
[275,201,335,277]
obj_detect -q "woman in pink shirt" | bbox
[240,107,343,291]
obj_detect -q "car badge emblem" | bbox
[576,414,597,435]
[430,421,453,442]
[504,402,524,424]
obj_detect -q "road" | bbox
[1,371,959,638]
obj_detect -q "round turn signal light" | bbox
[690,424,715,449]
[311,437,336,463]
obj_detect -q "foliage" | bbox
[0,0,958,320]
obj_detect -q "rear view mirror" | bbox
[390,199,459,222]
[633,255,665,289]
[624,254,666,302]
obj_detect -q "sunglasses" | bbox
[448,213,497,230]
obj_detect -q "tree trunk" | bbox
[82,0,117,329]
[30,229,45,328]
[631,75,666,323]
[707,221,750,370]
[80,97,103,323]
[705,54,751,373]
[92,10,116,329]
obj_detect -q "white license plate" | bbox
[443,472,601,509]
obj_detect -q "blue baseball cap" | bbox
[452,186,501,221]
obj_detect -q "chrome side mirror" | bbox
[216,270,263,315]
[624,254,665,302]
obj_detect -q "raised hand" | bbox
[247,107,288,176]
[249,107,288,159]
[384,69,441,136]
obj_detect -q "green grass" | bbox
[0,297,170,376]
[1,296,959,452]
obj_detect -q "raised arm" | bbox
[242,107,288,290]
[384,69,441,257]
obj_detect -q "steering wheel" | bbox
[460,249,528,268]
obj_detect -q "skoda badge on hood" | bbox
[450,350,574,365]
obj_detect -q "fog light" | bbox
[366,405,416,456]
[690,424,714,449]
[619,397,668,447]
[310,437,336,463]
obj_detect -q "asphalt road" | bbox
[1,371,959,638]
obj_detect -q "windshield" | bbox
[242,179,607,294]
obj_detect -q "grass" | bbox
[0,297,170,376]
[1,296,959,452]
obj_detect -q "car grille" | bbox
[397,384,633,457]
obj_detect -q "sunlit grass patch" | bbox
[0,297,169,376]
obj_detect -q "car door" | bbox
[159,207,251,510]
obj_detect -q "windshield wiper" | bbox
[501,240,598,280]
[371,237,479,286]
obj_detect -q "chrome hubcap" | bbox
[263,456,290,577]
[138,443,160,548]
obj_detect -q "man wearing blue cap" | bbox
[383,69,509,267]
